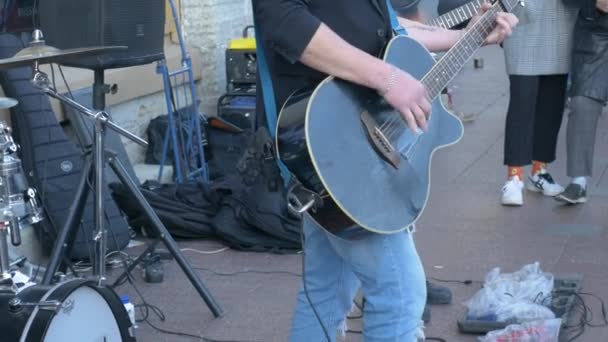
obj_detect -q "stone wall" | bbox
[181,0,253,116]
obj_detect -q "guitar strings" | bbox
[381,115,402,140]
[385,118,404,140]
[378,111,401,137]
[380,115,399,133]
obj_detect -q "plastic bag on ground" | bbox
[464,262,555,322]
[478,318,562,342]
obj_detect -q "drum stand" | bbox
[30,65,223,317]
[0,122,44,286]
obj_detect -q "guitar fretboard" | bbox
[427,0,485,29]
[421,3,502,99]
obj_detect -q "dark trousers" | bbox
[566,96,604,177]
[503,74,568,166]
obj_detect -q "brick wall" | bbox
[181,0,253,116]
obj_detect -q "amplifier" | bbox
[217,95,256,132]
[38,0,166,69]
[226,26,257,90]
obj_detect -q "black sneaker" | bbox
[555,183,587,204]
[426,281,452,305]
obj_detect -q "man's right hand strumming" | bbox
[378,64,431,133]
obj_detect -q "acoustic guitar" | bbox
[275,0,523,234]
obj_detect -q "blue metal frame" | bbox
[157,0,208,183]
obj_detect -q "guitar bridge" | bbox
[360,110,400,169]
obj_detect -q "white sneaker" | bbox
[501,176,524,206]
[526,170,564,197]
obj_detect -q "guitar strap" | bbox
[386,0,408,36]
[252,7,291,185]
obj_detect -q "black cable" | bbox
[113,250,254,342]
[193,266,302,278]
[428,276,480,285]
[578,292,608,327]
[143,319,204,341]
[195,266,368,326]
[565,294,588,342]
[562,291,608,341]
[300,226,331,342]
[144,315,255,342]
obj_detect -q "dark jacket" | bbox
[390,0,421,17]
[253,0,393,127]
[563,0,608,102]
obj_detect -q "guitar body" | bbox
[276,35,464,234]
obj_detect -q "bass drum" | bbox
[0,278,136,342]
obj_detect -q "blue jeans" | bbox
[290,215,426,342]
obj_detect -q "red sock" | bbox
[508,166,523,180]
[531,161,546,175]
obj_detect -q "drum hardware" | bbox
[10,256,27,268]
[8,298,71,313]
[0,29,222,317]
[0,120,45,286]
[0,278,136,341]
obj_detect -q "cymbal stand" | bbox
[31,65,223,317]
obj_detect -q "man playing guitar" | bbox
[253,1,518,340]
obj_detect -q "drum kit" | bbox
[0,29,221,341]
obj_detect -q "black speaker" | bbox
[38,0,166,69]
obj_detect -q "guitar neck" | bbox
[421,3,503,99]
[427,0,486,29]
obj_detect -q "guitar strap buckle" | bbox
[286,182,323,217]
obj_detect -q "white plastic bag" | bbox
[495,301,555,323]
[464,262,555,322]
[478,318,562,342]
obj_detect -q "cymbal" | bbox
[0,97,18,109]
[0,45,128,70]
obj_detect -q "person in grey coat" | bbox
[499,0,578,206]
[556,0,608,204]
